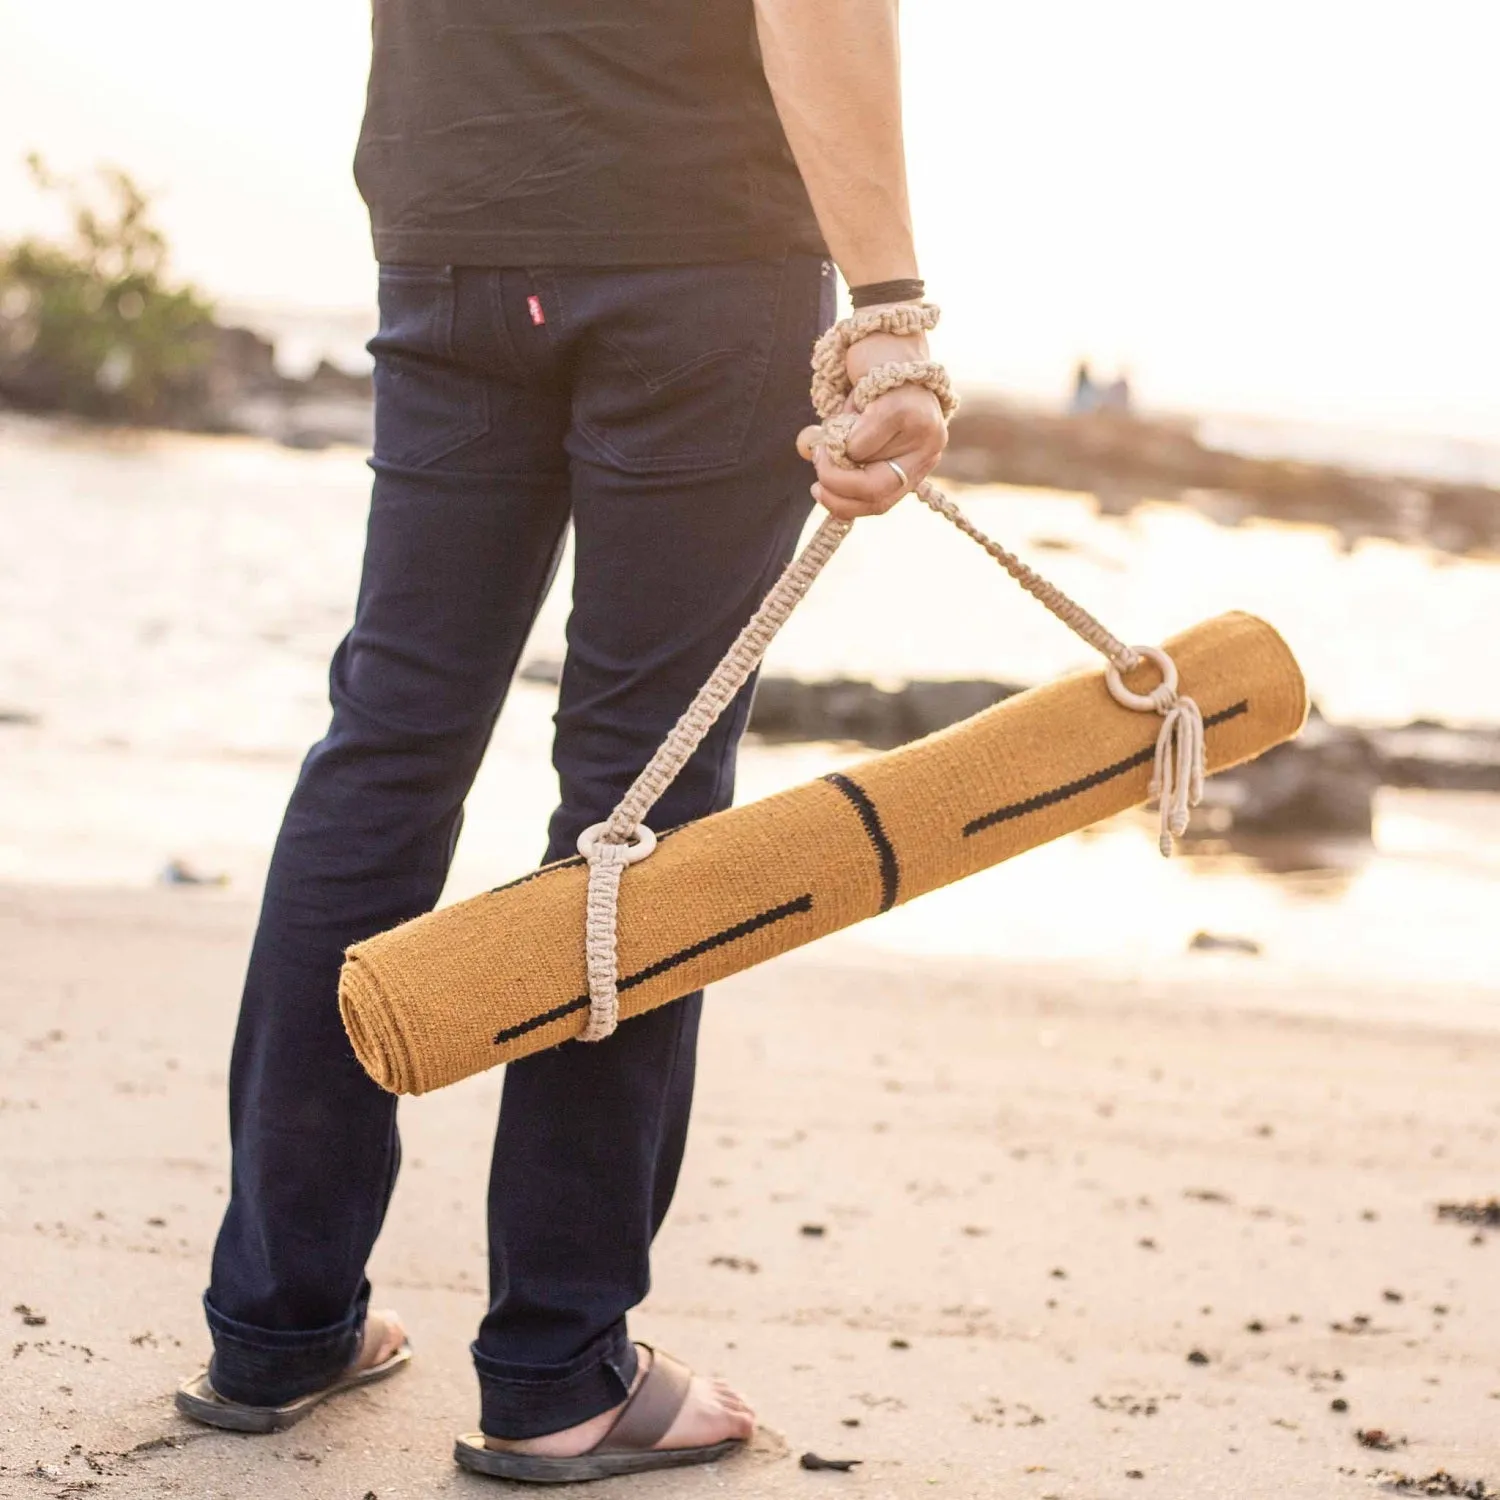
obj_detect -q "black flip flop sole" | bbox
[454,1432,744,1484]
[174,1343,413,1434]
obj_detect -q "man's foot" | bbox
[174,1306,412,1434]
[354,1308,408,1374]
[483,1345,754,1457]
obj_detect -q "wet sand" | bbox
[2,883,1498,1498]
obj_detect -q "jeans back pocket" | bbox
[371,265,491,471]
[568,258,786,476]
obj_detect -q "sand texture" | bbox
[2,883,1498,1498]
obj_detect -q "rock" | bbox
[1204,710,1378,837]
[800,1453,861,1472]
[1370,721,1500,793]
[518,657,564,687]
[1189,932,1262,956]
[749,675,1020,748]
[279,427,335,452]
[749,676,904,746]
[158,859,228,888]
[206,324,281,395]
[899,679,1018,737]
[302,359,371,402]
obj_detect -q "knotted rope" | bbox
[576,303,1205,1041]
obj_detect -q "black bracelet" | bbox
[849,277,925,309]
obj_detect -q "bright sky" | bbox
[2,1,1497,439]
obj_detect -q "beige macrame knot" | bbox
[810,302,943,420]
[578,822,657,1042]
[813,411,861,471]
[849,360,959,421]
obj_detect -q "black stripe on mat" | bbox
[488,853,584,895]
[824,772,901,912]
[962,699,1250,838]
[492,893,815,1045]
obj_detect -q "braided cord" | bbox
[577,303,1196,1041]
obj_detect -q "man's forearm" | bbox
[754,0,917,288]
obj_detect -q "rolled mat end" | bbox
[339,955,415,1096]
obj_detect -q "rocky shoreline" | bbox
[516,657,1500,840]
[188,323,373,450]
[0,317,373,451]
[207,378,1500,559]
[944,402,1500,558]
[216,382,1500,559]
[9,299,1498,556]
[752,675,1500,838]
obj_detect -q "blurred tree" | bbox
[0,155,217,422]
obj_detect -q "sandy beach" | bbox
[3,881,1497,1499]
[6,5,1500,1494]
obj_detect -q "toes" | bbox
[364,1309,406,1365]
[710,1382,755,1421]
[656,1374,758,1451]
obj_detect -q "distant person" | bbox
[1101,368,1135,415]
[174,0,948,1486]
[1070,358,1100,415]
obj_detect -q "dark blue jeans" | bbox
[204,254,834,1437]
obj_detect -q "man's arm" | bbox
[754,0,947,518]
[754,0,916,286]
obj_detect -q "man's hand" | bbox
[796,322,949,520]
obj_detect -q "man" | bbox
[178,0,948,1480]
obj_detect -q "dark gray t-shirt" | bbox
[354,0,828,266]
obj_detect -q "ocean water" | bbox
[2,414,1497,997]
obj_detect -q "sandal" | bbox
[174,1311,412,1434]
[454,1345,745,1484]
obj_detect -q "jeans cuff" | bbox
[473,1321,638,1439]
[204,1286,366,1407]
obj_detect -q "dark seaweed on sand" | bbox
[1436,1199,1500,1227]
[1374,1472,1498,1498]
[800,1452,861,1472]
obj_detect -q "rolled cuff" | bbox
[203,1285,366,1407]
[473,1321,638,1439]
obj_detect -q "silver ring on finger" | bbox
[884,457,911,495]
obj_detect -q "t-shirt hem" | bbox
[371,224,829,268]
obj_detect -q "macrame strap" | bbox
[575,304,1205,1041]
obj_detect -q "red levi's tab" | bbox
[527,294,545,326]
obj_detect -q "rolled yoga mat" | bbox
[341,610,1306,1095]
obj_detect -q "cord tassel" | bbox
[1149,695,1206,856]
